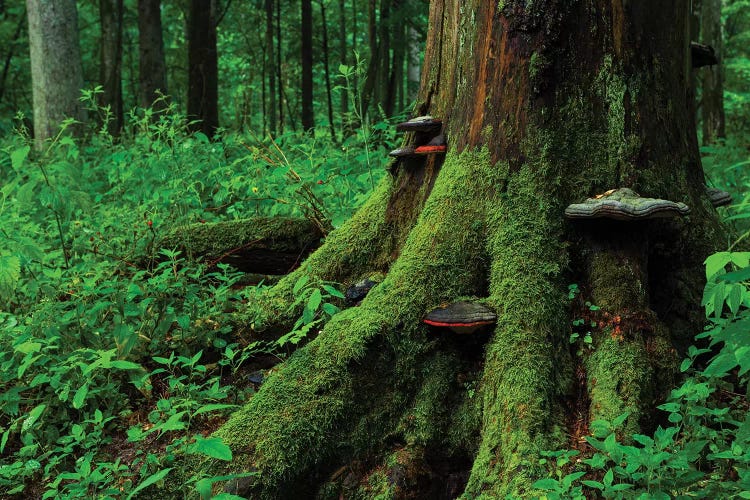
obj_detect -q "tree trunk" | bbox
[99,0,124,136]
[701,0,726,144]
[26,0,85,149]
[319,0,337,141]
[187,0,219,137]
[338,0,349,117]
[265,0,277,135]
[276,0,284,131]
[300,0,314,131]
[137,0,168,110]
[182,1,726,498]
[0,11,25,108]
[406,25,420,102]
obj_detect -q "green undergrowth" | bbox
[532,251,750,499]
[0,101,391,498]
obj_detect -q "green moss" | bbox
[181,149,501,497]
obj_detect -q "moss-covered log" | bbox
[155,217,322,274]
[169,1,727,498]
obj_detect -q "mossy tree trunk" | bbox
[187,1,725,498]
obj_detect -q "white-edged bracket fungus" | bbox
[395,115,442,133]
[564,188,690,221]
[691,41,718,68]
[706,187,732,208]
[423,301,497,334]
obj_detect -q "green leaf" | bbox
[126,468,172,500]
[0,256,21,299]
[192,403,239,416]
[293,275,310,294]
[10,145,30,171]
[705,252,731,279]
[111,360,145,371]
[21,404,46,433]
[703,351,737,377]
[72,383,88,409]
[189,436,232,461]
[532,478,560,490]
[322,284,345,298]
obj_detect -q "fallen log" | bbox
[155,217,323,274]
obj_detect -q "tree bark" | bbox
[264,0,277,135]
[701,0,726,144]
[137,0,168,110]
[0,10,25,108]
[99,0,124,136]
[26,0,85,149]
[319,0,337,140]
[338,0,349,117]
[179,1,726,498]
[187,0,219,137]
[406,25,421,102]
[301,0,314,131]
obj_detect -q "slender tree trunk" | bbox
[99,0,124,135]
[26,0,85,149]
[276,0,284,131]
[182,1,725,498]
[384,1,404,117]
[265,0,277,135]
[137,0,168,110]
[0,11,24,107]
[701,0,725,144]
[320,0,337,140]
[301,0,314,131]
[406,25,421,102]
[187,0,219,137]
[338,0,348,116]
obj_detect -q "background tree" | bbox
[99,0,123,135]
[300,0,314,131]
[26,0,85,149]
[701,0,726,144]
[184,1,725,498]
[137,0,168,110]
[188,0,219,136]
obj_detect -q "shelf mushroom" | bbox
[691,42,718,68]
[395,115,442,133]
[414,134,447,155]
[564,188,690,220]
[423,301,497,334]
[389,146,417,158]
[706,187,732,208]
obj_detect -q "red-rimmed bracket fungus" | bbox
[423,301,497,334]
[388,146,417,158]
[414,133,447,155]
[564,188,690,220]
[691,41,719,68]
[706,187,732,208]
[395,115,442,133]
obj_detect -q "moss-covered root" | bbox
[464,167,571,498]
[231,178,395,331]
[584,232,678,435]
[187,150,497,497]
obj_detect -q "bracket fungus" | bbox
[706,187,732,208]
[423,301,497,334]
[395,115,442,133]
[691,41,718,68]
[388,146,417,158]
[414,134,447,155]
[564,188,690,220]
